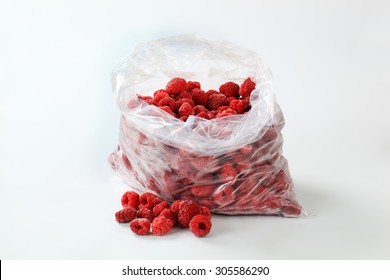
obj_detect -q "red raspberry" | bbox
[139,192,163,210]
[137,208,154,222]
[121,191,139,209]
[217,105,229,112]
[196,112,210,119]
[179,116,188,121]
[219,81,239,98]
[159,105,177,117]
[115,206,137,223]
[178,102,194,117]
[158,96,177,112]
[166,78,188,95]
[189,215,212,237]
[229,99,246,114]
[138,95,154,105]
[205,89,219,96]
[170,200,182,215]
[226,97,237,105]
[159,208,177,224]
[187,81,201,91]
[152,216,174,236]
[213,185,235,205]
[239,77,256,98]
[208,93,227,110]
[282,204,302,217]
[176,98,195,108]
[191,184,215,197]
[192,89,208,106]
[243,97,251,111]
[193,105,207,115]
[199,206,211,217]
[177,200,202,227]
[219,163,238,181]
[152,201,170,217]
[130,218,150,235]
[175,91,192,101]
[153,90,169,104]
[262,127,278,142]
[239,144,253,154]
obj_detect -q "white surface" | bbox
[1,0,389,259]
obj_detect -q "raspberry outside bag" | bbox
[109,34,303,217]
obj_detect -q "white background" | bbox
[1,0,389,259]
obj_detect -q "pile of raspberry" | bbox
[133,77,256,121]
[116,191,212,237]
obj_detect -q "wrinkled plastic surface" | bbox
[110,34,303,217]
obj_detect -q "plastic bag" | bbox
[109,34,303,217]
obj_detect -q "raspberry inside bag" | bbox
[109,34,303,217]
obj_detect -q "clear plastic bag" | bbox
[109,34,303,217]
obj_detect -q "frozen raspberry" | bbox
[208,93,227,110]
[226,97,237,105]
[159,105,177,117]
[159,208,177,224]
[282,204,302,217]
[115,206,137,223]
[192,89,208,106]
[152,216,174,236]
[175,91,192,101]
[219,81,239,98]
[121,191,139,208]
[217,105,229,112]
[137,208,154,222]
[187,81,201,91]
[170,200,182,215]
[177,200,202,227]
[196,112,210,119]
[189,215,212,237]
[219,163,238,181]
[179,116,188,121]
[153,90,169,104]
[239,144,253,154]
[229,99,246,114]
[158,96,177,112]
[199,206,212,217]
[130,218,150,235]
[213,186,235,205]
[176,98,195,108]
[193,105,207,115]
[239,77,256,98]
[262,127,278,142]
[178,102,194,117]
[191,184,215,197]
[242,97,251,111]
[139,192,163,210]
[152,201,170,217]
[138,95,154,105]
[166,78,187,95]
[205,89,219,97]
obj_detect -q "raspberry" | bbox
[178,102,194,117]
[115,206,137,223]
[192,89,208,106]
[159,208,177,224]
[219,163,238,181]
[262,127,278,142]
[179,116,188,122]
[170,200,182,215]
[229,99,246,114]
[187,81,201,91]
[196,112,210,119]
[138,95,154,105]
[242,97,251,111]
[152,216,174,236]
[219,81,239,98]
[193,105,207,115]
[130,218,150,235]
[282,204,302,217]
[205,89,219,96]
[178,200,202,227]
[152,201,170,217]
[175,91,192,101]
[121,191,139,208]
[137,208,154,222]
[199,206,211,217]
[158,96,177,112]
[189,215,212,237]
[191,184,215,197]
[153,90,169,104]
[166,78,188,95]
[213,186,235,205]
[239,144,253,154]
[176,98,195,108]
[217,105,229,112]
[239,77,256,98]
[159,105,177,117]
[208,93,227,110]
[139,192,163,210]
